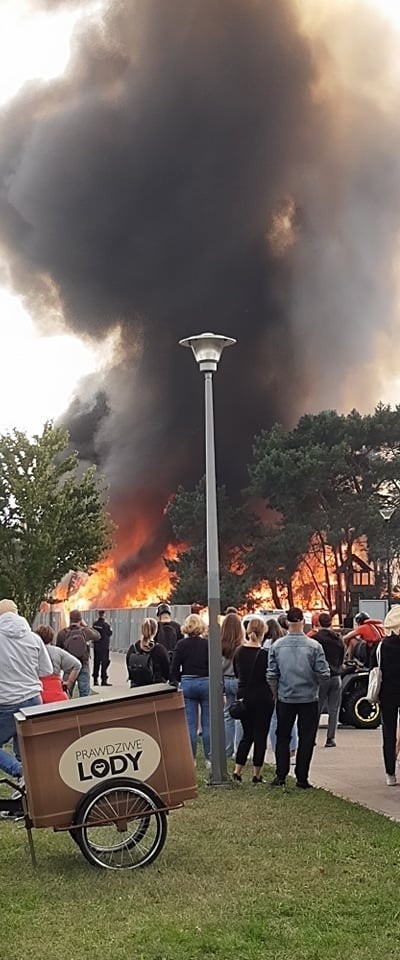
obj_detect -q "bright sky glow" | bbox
[0,291,115,435]
[0,1,81,107]
[366,0,400,28]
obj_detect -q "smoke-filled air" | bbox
[1,0,400,602]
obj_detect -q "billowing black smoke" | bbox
[1,0,399,578]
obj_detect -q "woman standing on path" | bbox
[170,614,210,766]
[221,612,244,757]
[232,617,274,784]
[372,605,400,786]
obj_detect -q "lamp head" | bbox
[179,332,236,372]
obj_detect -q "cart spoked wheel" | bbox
[72,778,167,870]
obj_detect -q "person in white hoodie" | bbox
[0,599,52,783]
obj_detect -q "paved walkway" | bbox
[103,654,400,822]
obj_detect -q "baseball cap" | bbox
[157,603,171,617]
[287,606,304,623]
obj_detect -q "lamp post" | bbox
[379,506,395,610]
[179,332,236,785]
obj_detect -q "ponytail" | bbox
[141,617,157,641]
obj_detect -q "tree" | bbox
[248,519,314,608]
[248,406,400,616]
[165,478,255,610]
[0,422,113,622]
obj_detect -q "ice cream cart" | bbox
[0,683,197,870]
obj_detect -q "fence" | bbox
[34,605,191,653]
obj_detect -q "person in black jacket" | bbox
[170,614,209,765]
[155,603,183,660]
[372,605,400,785]
[126,618,170,687]
[314,613,344,747]
[92,611,113,686]
[232,617,274,784]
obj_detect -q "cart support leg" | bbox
[22,796,37,868]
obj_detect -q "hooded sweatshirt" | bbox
[0,612,53,704]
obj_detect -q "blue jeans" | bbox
[269,707,298,753]
[224,677,242,757]
[0,695,42,778]
[65,665,91,698]
[181,677,210,761]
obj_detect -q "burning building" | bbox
[1,0,400,606]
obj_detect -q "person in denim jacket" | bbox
[268,606,329,789]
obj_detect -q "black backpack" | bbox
[156,622,180,658]
[128,648,154,686]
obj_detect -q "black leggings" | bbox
[236,697,273,768]
[381,696,400,776]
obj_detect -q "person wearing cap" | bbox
[371,604,400,786]
[154,603,182,660]
[92,610,113,686]
[267,606,330,789]
[0,599,53,783]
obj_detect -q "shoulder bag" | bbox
[367,641,383,704]
[229,648,263,720]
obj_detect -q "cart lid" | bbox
[15,682,176,720]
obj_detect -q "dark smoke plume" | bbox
[1,0,400,584]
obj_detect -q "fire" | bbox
[60,552,175,614]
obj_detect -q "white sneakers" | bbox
[386,774,397,786]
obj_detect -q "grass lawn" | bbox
[1,764,400,960]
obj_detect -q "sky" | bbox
[0,0,399,435]
[0,0,107,434]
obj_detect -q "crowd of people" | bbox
[1,596,400,811]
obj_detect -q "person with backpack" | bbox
[154,603,182,660]
[56,610,100,697]
[126,618,170,687]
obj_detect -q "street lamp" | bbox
[379,506,395,610]
[179,332,236,785]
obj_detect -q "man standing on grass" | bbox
[0,598,53,783]
[267,606,330,790]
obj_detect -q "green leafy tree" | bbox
[0,422,114,622]
[248,406,400,616]
[165,478,254,610]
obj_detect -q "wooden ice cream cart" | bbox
[1,684,197,870]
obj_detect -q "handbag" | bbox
[228,649,262,720]
[367,642,382,704]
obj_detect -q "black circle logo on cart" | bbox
[58,727,161,793]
